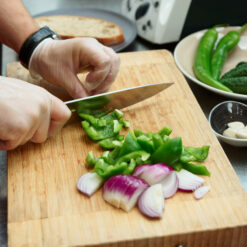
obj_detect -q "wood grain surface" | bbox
[7,50,247,247]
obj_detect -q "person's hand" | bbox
[0,77,71,150]
[28,37,120,99]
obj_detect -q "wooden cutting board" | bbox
[7,50,247,247]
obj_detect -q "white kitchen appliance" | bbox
[121,0,192,44]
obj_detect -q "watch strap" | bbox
[19,26,60,68]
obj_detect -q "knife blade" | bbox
[64,82,173,114]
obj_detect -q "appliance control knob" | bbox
[127,0,131,11]
[135,2,150,20]
[154,1,159,8]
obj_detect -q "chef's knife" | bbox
[65,82,173,114]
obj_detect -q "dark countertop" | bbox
[1,1,246,246]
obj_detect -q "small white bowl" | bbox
[208,101,247,147]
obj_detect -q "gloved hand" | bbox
[0,77,71,150]
[28,37,120,99]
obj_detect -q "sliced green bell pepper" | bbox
[86,151,99,168]
[136,135,154,153]
[94,150,150,179]
[81,120,123,141]
[151,137,183,165]
[95,159,127,179]
[180,145,210,163]
[98,135,124,149]
[118,132,142,157]
[182,162,210,176]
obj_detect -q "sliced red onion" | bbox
[133,163,174,185]
[103,175,149,212]
[77,172,104,197]
[133,163,178,198]
[138,184,164,218]
[194,185,211,199]
[160,171,178,198]
[176,169,204,192]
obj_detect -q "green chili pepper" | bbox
[211,23,247,80]
[151,137,183,166]
[193,27,233,92]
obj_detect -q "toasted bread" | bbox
[34,15,125,46]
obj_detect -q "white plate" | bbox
[34,8,137,52]
[174,26,247,100]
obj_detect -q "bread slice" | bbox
[34,15,125,46]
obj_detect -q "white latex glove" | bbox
[0,77,71,150]
[29,37,120,98]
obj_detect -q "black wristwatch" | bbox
[19,26,60,68]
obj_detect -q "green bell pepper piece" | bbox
[152,133,164,150]
[76,96,110,114]
[86,151,99,168]
[81,120,123,141]
[116,150,150,166]
[122,159,136,175]
[119,119,130,128]
[100,109,123,120]
[94,151,150,179]
[95,159,128,179]
[137,135,154,153]
[171,162,183,171]
[180,145,210,163]
[80,109,128,141]
[158,126,172,137]
[182,162,210,176]
[79,113,108,127]
[151,137,183,165]
[98,135,124,149]
[134,129,144,137]
[118,132,142,157]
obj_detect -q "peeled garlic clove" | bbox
[236,129,247,139]
[223,128,237,138]
[227,121,245,130]
[194,185,210,199]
